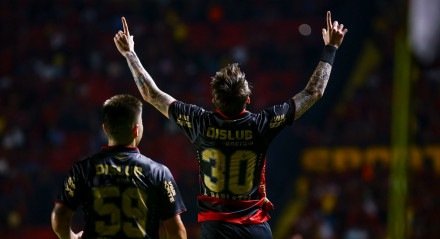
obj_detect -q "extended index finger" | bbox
[122,17,130,35]
[326,11,332,30]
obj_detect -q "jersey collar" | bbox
[101,145,140,153]
[214,109,250,120]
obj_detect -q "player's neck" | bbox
[107,139,137,148]
[215,108,248,119]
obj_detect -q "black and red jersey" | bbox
[56,146,186,239]
[168,99,295,224]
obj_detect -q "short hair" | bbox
[102,94,143,144]
[210,63,252,116]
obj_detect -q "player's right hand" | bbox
[114,16,135,56]
[322,11,348,48]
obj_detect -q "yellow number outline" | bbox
[93,186,148,237]
[201,149,257,195]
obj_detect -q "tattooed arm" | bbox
[114,17,176,118]
[292,11,348,120]
[124,51,176,118]
[293,61,332,119]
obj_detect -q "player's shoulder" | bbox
[146,157,171,174]
[73,154,95,167]
[126,153,167,171]
[261,99,294,112]
[76,150,108,164]
[73,148,136,168]
[83,150,172,178]
[171,100,208,115]
[253,99,295,120]
[138,156,174,181]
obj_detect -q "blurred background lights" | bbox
[298,23,312,36]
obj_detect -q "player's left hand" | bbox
[322,11,348,48]
[114,16,135,56]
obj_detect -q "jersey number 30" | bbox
[202,149,257,195]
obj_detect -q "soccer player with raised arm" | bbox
[51,95,187,239]
[114,11,347,239]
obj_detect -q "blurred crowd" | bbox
[0,0,439,238]
[281,2,440,239]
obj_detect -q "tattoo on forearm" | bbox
[134,74,171,114]
[125,52,173,116]
[293,61,332,119]
[126,52,144,78]
[126,52,156,97]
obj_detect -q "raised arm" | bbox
[114,17,176,118]
[292,11,348,120]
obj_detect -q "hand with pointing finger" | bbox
[322,11,348,49]
[114,17,135,56]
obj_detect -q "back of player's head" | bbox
[102,94,143,144]
[211,63,252,116]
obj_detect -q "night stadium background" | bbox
[0,0,439,238]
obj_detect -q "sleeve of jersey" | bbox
[258,99,296,141]
[157,165,187,220]
[168,101,205,143]
[56,163,83,210]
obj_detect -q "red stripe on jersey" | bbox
[258,159,268,198]
[197,196,273,224]
[197,158,274,224]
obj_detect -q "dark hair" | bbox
[210,63,251,116]
[102,94,143,144]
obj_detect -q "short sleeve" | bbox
[257,99,296,143]
[168,101,206,143]
[56,163,84,210]
[157,165,187,220]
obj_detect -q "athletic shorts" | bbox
[200,221,272,239]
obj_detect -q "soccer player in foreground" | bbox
[114,11,347,239]
[51,94,187,239]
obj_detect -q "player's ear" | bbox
[132,124,140,138]
[246,96,251,104]
[102,123,110,137]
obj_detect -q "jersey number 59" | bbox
[93,186,147,237]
